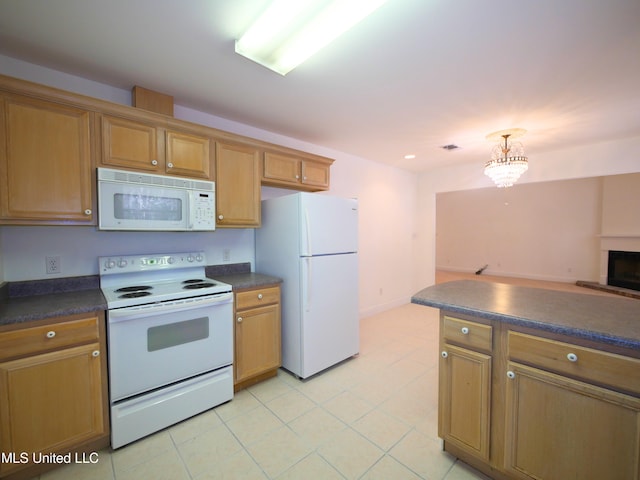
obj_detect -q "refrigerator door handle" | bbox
[304,257,312,311]
[303,207,312,255]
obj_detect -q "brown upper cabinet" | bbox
[262,151,332,191]
[0,74,334,227]
[101,115,213,180]
[0,93,95,225]
[215,142,261,228]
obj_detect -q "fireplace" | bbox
[608,250,640,291]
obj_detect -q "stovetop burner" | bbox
[183,282,215,289]
[116,285,153,293]
[182,279,204,284]
[119,291,153,299]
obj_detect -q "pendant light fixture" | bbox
[484,128,529,188]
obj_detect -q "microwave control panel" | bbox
[191,191,216,230]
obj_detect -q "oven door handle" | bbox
[108,294,232,322]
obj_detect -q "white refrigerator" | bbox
[255,192,359,379]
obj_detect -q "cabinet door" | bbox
[166,130,212,179]
[235,304,281,384]
[439,343,491,460]
[504,362,640,480]
[0,343,104,476]
[101,115,162,172]
[215,142,261,227]
[0,94,94,224]
[301,159,330,189]
[263,152,301,185]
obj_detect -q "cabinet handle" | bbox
[257,293,263,300]
[441,351,448,358]
[218,214,224,220]
[567,353,578,362]
[46,331,56,339]
[237,317,243,323]
[167,162,173,168]
[507,371,516,379]
[295,175,300,179]
[151,159,158,166]
[92,350,100,357]
[461,327,469,335]
[84,209,92,215]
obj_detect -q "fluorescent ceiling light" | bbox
[236,0,390,75]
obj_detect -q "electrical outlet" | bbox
[46,256,61,274]
[222,249,231,262]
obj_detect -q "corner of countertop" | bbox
[205,262,252,277]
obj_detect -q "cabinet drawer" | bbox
[443,316,492,352]
[236,286,280,311]
[508,331,640,395]
[0,316,99,361]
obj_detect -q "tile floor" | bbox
[37,302,491,480]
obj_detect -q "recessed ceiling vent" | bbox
[441,144,459,151]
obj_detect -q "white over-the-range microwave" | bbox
[97,167,216,231]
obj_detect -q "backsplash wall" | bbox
[0,226,254,281]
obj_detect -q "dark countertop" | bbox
[0,288,107,327]
[412,280,640,351]
[206,263,282,290]
[211,272,282,290]
[0,263,282,327]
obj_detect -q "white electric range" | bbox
[99,251,233,448]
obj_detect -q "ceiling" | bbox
[0,0,639,173]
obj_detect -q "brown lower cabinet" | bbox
[233,285,281,390]
[439,313,640,480]
[0,313,109,479]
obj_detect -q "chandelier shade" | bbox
[484,129,528,188]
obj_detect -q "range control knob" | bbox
[167,256,175,264]
[105,259,116,269]
[118,259,128,268]
[187,255,195,263]
[196,253,203,262]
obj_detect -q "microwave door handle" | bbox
[187,191,194,230]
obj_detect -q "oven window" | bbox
[147,317,209,352]
[114,193,182,221]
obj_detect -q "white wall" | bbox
[436,177,602,282]
[414,136,640,291]
[601,173,640,235]
[0,55,418,317]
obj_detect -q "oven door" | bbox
[107,293,233,402]
[98,180,189,231]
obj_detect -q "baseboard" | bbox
[360,296,410,319]
[436,267,590,284]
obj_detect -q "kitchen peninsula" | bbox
[412,280,640,480]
